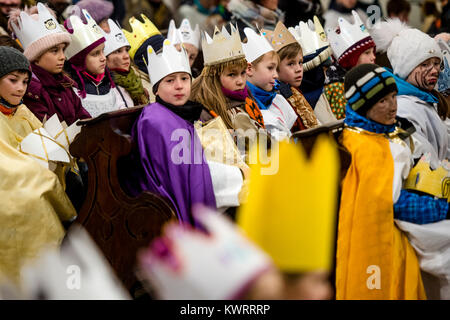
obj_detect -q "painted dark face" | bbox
[406,57,441,91]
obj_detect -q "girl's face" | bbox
[220,66,247,91]
[35,43,67,74]
[0,71,29,106]
[85,43,107,75]
[278,52,303,87]
[106,46,131,71]
[356,47,376,66]
[156,72,191,106]
[183,43,199,67]
[366,91,398,125]
[406,57,441,92]
[247,53,279,92]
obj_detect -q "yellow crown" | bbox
[122,14,161,59]
[404,158,450,201]
[262,21,297,52]
[237,136,339,274]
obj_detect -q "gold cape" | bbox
[336,128,426,300]
[0,105,76,284]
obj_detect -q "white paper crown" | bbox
[242,27,274,63]
[138,206,273,300]
[20,224,130,300]
[11,2,68,50]
[102,19,130,56]
[167,19,200,49]
[202,24,245,66]
[326,10,371,60]
[19,114,81,170]
[147,39,191,85]
[288,16,330,57]
[65,9,105,60]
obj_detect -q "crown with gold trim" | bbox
[167,18,200,49]
[262,21,297,52]
[11,3,70,52]
[147,39,191,85]
[102,19,130,56]
[64,9,105,60]
[326,10,373,61]
[202,24,245,66]
[241,27,274,63]
[137,205,273,300]
[288,16,332,71]
[405,156,450,201]
[237,136,339,273]
[122,14,161,59]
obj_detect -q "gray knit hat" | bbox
[0,46,31,80]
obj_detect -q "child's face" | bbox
[366,91,397,125]
[278,52,303,87]
[247,53,278,92]
[220,66,247,92]
[356,47,376,66]
[35,43,67,74]
[180,43,199,67]
[406,57,441,92]
[0,71,29,106]
[156,72,191,106]
[85,43,107,75]
[106,46,131,71]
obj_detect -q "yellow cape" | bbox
[336,128,426,300]
[0,106,76,284]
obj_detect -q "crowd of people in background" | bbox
[0,0,449,301]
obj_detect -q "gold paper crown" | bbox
[262,21,297,52]
[404,158,450,200]
[237,136,339,273]
[202,24,245,66]
[122,14,161,59]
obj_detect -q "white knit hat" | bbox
[371,18,442,79]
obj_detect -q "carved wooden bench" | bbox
[69,106,176,295]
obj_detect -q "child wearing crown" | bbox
[0,46,76,284]
[122,14,166,103]
[243,27,298,140]
[191,24,268,161]
[263,21,320,131]
[324,10,376,120]
[8,3,91,126]
[63,9,133,118]
[167,19,201,68]
[122,40,246,226]
[103,19,149,106]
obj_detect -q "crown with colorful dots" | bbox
[262,21,297,52]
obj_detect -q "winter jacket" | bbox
[25,63,91,126]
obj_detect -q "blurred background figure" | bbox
[45,0,72,23]
[123,0,174,32]
[0,0,33,36]
[386,0,411,23]
[73,0,114,32]
[323,0,368,30]
[278,0,323,27]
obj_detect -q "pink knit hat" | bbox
[8,5,72,62]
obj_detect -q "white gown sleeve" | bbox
[207,160,244,209]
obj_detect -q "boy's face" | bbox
[356,47,376,66]
[156,72,191,106]
[366,91,397,125]
[0,71,29,106]
[247,53,278,92]
[220,66,247,91]
[85,43,107,75]
[278,52,303,87]
[35,43,67,74]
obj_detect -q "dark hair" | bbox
[0,35,23,52]
[387,0,411,17]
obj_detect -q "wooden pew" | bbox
[69,106,176,296]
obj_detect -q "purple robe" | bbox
[127,102,216,225]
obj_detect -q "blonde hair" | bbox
[252,51,280,67]
[191,57,248,129]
